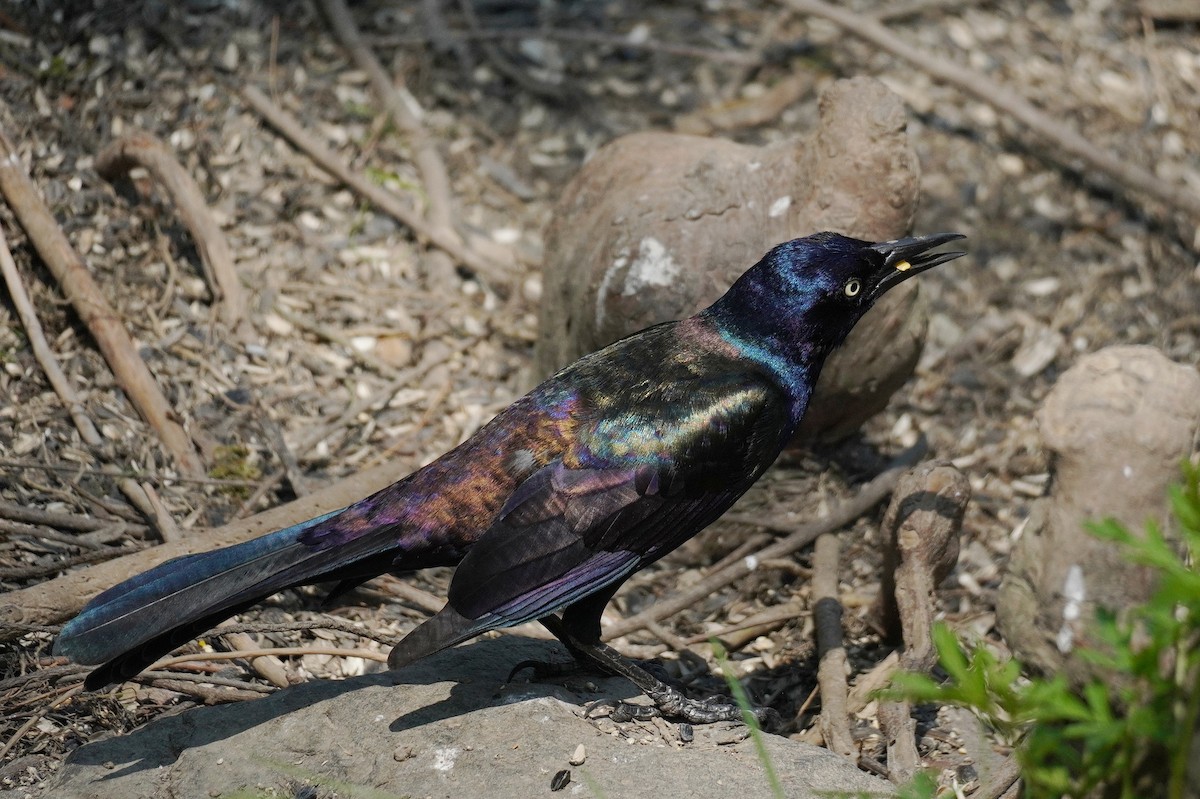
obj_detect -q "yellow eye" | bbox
[844,278,862,297]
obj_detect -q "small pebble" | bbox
[550,769,571,791]
[569,744,586,766]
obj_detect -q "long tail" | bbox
[54,509,399,688]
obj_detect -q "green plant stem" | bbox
[711,641,784,799]
[1168,647,1200,799]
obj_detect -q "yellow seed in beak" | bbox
[895,260,912,272]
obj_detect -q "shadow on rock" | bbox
[61,636,635,782]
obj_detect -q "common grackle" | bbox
[55,231,965,724]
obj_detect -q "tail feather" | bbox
[54,509,402,686]
[386,602,480,671]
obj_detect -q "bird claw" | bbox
[652,689,780,729]
[587,690,779,730]
[586,698,661,723]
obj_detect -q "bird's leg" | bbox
[511,614,675,684]
[506,614,591,682]
[565,635,779,729]
[540,607,777,729]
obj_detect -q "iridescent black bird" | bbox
[56,231,965,723]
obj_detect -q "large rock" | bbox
[997,346,1200,681]
[536,77,927,442]
[35,637,891,799]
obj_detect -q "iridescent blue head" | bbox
[703,231,966,401]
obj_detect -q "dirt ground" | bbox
[0,0,1198,794]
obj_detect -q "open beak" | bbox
[868,232,966,301]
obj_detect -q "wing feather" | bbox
[444,370,789,629]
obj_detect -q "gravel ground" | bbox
[0,0,1197,793]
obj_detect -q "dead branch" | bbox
[797,651,901,745]
[238,85,509,287]
[95,131,249,338]
[136,481,179,543]
[0,519,125,549]
[214,618,401,647]
[218,623,290,688]
[0,544,143,581]
[151,646,388,672]
[376,574,447,615]
[366,27,763,67]
[137,670,275,694]
[979,756,1023,799]
[602,441,926,642]
[0,123,204,477]
[874,462,970,783]
[0,500,131,533]
[687,600,805,648]
[0,458,256,488]
[785,0,1200,224]
[813,533,856,761]
[140,676,266,704]
[318,0,457,240]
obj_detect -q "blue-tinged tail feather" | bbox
[53,509,400,687]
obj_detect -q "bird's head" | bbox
[705,230,966,377]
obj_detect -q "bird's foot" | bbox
[546,628,780,730]
[589,690,779,729]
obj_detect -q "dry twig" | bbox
[218,623,290,688]
[0,225,167,517]
[214,618,401,648]
[0,123,204,476]
[686,600,805,649]
[238,85,509,287]
[0,501,131,533]
[874,462,970,783]
[797,650,901,745]
[141,677,266,704]
[0,685,83,762]
[376,574,447,615]
[136,481,180,543]
[813,533,856,762]
[95,131,249,338]
[367,27,763,66]
[0,225,100,444]
[151,646,388,672]
[786,0,1200,224]
[318,0,457,240]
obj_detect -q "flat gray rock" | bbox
[34,638,891,799]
